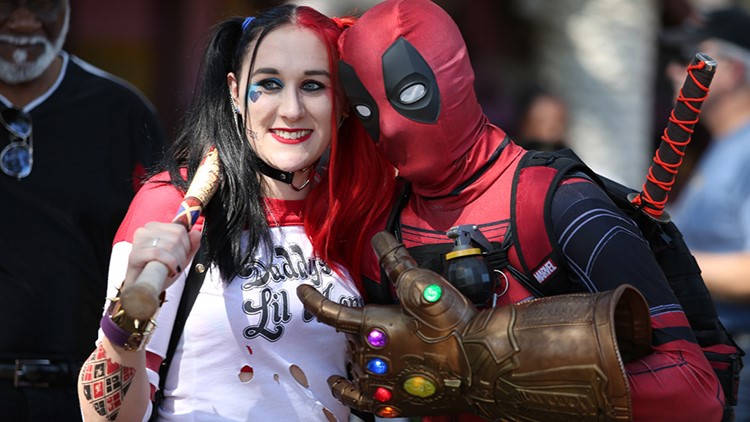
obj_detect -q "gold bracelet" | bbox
[101,288,165,351]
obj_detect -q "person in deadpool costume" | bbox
[299,0,727,421]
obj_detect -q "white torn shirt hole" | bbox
[238,365,254,383]
[289,364,309,388]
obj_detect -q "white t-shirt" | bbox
[101,195,362,422]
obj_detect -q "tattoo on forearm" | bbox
[80,343,137,421]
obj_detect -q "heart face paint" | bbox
[249,83,263,102]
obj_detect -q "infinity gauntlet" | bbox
[297,232,652,421]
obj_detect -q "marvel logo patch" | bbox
[533,259,558,284]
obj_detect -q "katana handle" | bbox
[119,148,221,320]
[630,53,717,221]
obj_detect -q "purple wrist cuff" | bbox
[100,314,132,349]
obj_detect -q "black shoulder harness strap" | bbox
[514,149,743,417]
[150,233,208,419]
[509,148,600,297]
[361,181,411,305]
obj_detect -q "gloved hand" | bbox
[297,231,651,421]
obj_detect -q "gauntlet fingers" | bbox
[328,375,375,411]
[296,284,364,334]
[373,231,476,333]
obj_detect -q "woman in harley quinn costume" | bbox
[76,4,394,421]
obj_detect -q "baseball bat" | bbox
[629,53,717,221]
[119,148,221,320]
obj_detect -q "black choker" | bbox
[256,158,315,191]
[257,158,294,183]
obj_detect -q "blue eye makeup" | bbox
[302,80,325,92]
[246,76,327,104]
[258,78,283,90]
[248,78,283,103]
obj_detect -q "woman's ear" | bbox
[227,72,241,112]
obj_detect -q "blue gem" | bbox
[366,358,388,375]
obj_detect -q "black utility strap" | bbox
[370,182,412,304]
[154,234,208,402]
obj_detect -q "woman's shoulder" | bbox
[113,171,186,243]
[137,171,186,207]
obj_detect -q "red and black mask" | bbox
[339,0,504,198]
[339,36,441,142]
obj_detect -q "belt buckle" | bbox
[14,359,51,388]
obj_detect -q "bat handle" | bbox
[118,199,205,321]
[118,148,221,321]
[119,260,170,320]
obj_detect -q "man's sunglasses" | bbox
[0,0,63,21]
[0,108,33,180]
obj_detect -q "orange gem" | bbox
[376,406,400,418]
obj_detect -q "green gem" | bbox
[403,375,437,398]
[423,284,442,302]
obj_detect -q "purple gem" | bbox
[367,328,387,348]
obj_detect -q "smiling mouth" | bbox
[0,37,46,50]
[271,129,312,144]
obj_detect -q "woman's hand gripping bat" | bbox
[119,149,221,321]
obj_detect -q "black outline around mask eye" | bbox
[339,60,380,142]
[382,37,440,123]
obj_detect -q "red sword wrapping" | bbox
[630,52,717,220]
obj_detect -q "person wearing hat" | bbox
[668,6,750,421]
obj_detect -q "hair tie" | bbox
[242,16,255,31]
[331,16,356,29]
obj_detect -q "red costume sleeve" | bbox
[113,171,204,245]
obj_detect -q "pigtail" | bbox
[167,18,244,188]
[164,17,271,281]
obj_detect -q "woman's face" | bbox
[229,24,338,173]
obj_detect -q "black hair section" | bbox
[163,4,299,281]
